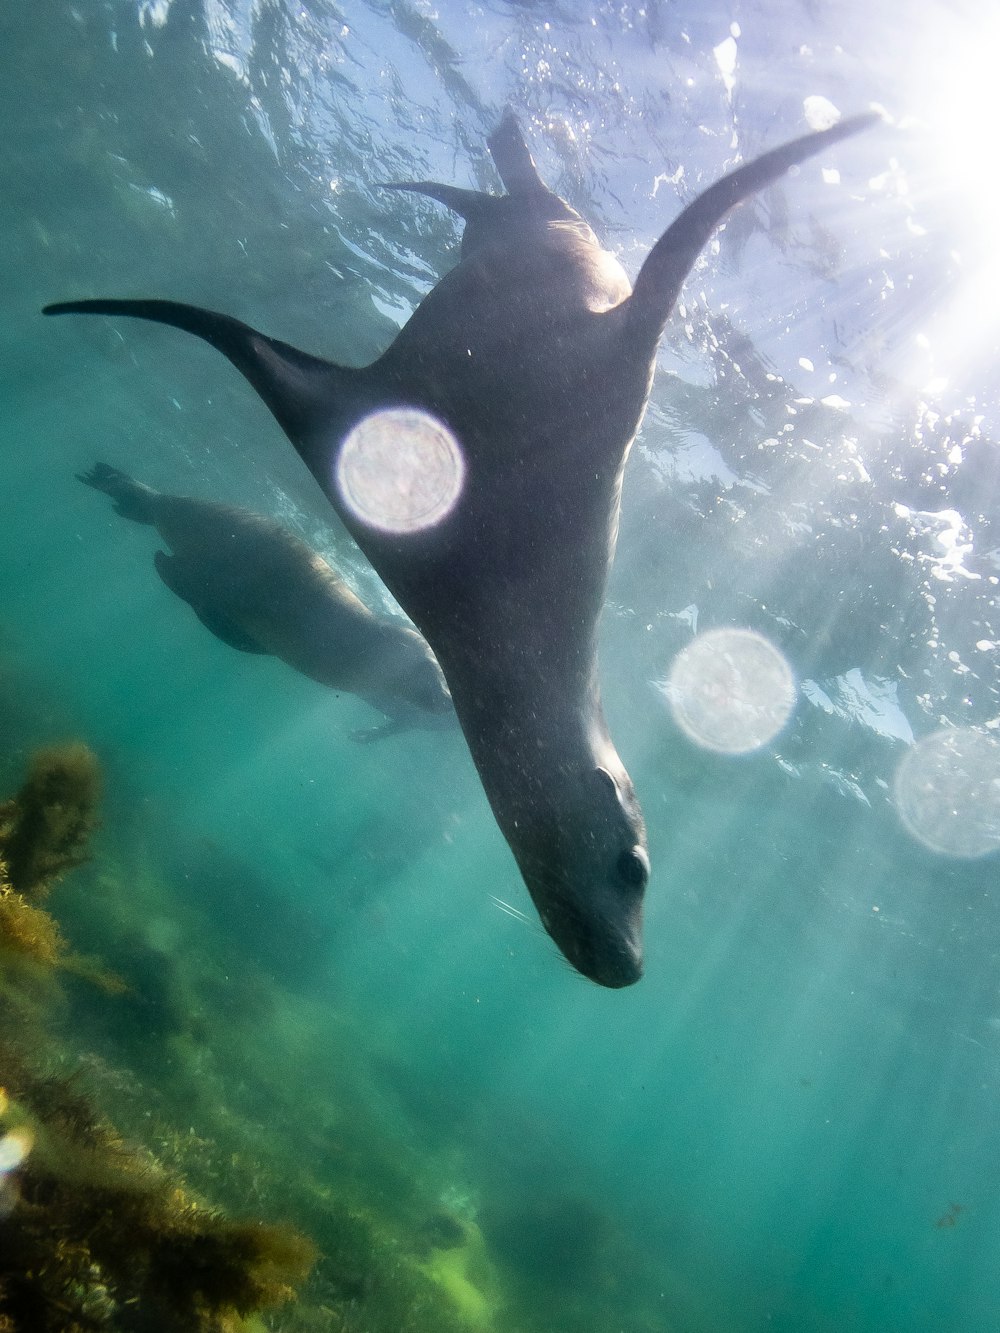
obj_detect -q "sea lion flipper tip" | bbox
[836,108,884,137]
[624,111,879,349]
[44,298,354,488]
[77,463,119,491]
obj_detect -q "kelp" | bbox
[0,743,506,1331]
[0,1044,316,1332]
[0,746,317,1332]
[0,875,127,996]
[0,887,64,968]
[0,743,101,899]
[0,745,122,993]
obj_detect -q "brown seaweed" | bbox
[0,747,317,1331]
[0,1044,316,1332]
[0,743,101,900]
[0,746,123,994]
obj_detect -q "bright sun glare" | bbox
[898,12,1000,391]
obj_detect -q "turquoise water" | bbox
[2,3,999,1331]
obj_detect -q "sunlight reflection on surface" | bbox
[893,727,1000,857]
[336,409,465,534]
[895,13,1000,391]
[660,628,796,754]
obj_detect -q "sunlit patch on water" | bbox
[137,0,171,27]
[803,95,845,132]
[893,504,980,582]
[336,408,465,534]
[893,727,1000,858]
[659,628,796,754]
[801,669,914,744]
[713,25,740,98]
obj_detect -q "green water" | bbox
[2,3,999,1330]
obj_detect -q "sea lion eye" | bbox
[616,846,649,889]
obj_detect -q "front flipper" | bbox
[43,299,358,486]
[624,111,880,351]
[153,550,268,654]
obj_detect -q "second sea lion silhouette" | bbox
[79,463,451,741]
[47,109,876,985]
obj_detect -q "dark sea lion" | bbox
[79,462,451,740]
[46,109,876,986]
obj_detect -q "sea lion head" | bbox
[511,757,648,988]
[378,625,453,717]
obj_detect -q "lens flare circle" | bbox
[893,727,1000,859]
[0,1129,32,1174]
[336,408,464,534]
[665,628,796,754]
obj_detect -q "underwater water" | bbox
[2,1,1000,1330]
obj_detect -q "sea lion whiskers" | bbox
[488,895,536,926]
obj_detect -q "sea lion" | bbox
[46,109,876,986]
[78,462,451,740]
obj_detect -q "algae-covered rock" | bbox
[0,744,317,1331]
[0,737,510,1332]
[418,1216,500,1331]
[0,1047,316,1332]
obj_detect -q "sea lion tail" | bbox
[381,109,547,212]
[487,108,548,197]
[78,462,158,523]
[45,299,354,485]
[623,111,881,350]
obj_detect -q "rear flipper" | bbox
[380,109,549,219]
[487,108,548,196]
[45,299,357,489]
[153,550,269,654]
[78,461,159,524]
[379,111,572,260]
[625,111,881,351]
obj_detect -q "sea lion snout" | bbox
[570,910,645,990]
[513,761,648,988]
[534,876,645,989]
[375,625,452,715]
